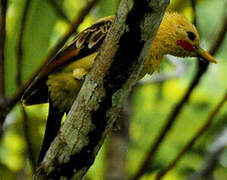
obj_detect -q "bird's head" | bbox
[154,12,217,64]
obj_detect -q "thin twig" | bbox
[0,0,7,135]
[189,127,227,180]
[0,0,7,97]
[131,7,227,180]
[21,106,36,170]
[209,16,227,55]
[47,0,71,24]
[20,0,99,98]
[16,0,31,88]
[41,0,99,70]
[16,0,36,170]
[155,92,227,180]
[190,0,197,26]
[0,0,99,131]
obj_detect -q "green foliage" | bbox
[1,0,226,179]
[21,0,59,82]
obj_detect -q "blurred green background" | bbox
[1,0,227,179]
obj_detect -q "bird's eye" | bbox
[187,31,196,41]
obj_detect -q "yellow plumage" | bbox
[47,52,99,111]
[44,12,216,111]
[21,11,217,162]
[142,12,199,76]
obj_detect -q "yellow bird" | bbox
[21,12,217,162]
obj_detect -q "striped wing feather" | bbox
[22,16,114,105]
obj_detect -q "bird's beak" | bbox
[195,47,217,64]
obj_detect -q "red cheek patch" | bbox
[177,40,194,52]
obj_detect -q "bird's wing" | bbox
[22,16,114,105]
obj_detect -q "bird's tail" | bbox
[38,100,64,163]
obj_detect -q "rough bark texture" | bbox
[33,0,169,179]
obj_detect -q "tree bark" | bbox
[33,0,169,179]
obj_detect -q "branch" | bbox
[16,0,36,170]
[190,0,197,26]
[0,0,99,130]
[155,92,227,180]
[0,0,7,97]
[131,11,227,180]
[39,0,100,71]
[21,107,36,170]
[33,0,169,179]
[47,0,71,24]
[209,16,227,55]
[189,126,227,180]
[0,0,7,135]
[16,0,31,87]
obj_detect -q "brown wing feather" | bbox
[22,16,114,105]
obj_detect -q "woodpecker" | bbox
[22,12,217,162]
